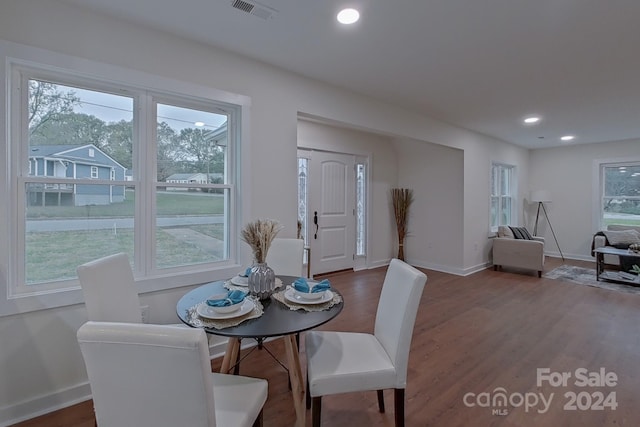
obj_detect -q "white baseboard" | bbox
[367,258,392,269]
[365,258,490,277]
[405,258,490,276]
[0,382,92,427]
[0,337,259,426]
[545,252,595,263]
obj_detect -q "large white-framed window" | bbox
[490,162,516,231]
[595,158,640,229]
[1,43,249,315]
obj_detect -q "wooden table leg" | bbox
[220,337,241,374]
[284,334,306,427]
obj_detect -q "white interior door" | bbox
[309,151,355,275]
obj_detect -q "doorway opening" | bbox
[298,149,367,276]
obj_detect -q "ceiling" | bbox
[57,0,640,149]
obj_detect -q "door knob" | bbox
[313,211,318,239]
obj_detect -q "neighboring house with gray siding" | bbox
[28,144,127,206]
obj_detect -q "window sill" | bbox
[0,264,242,317]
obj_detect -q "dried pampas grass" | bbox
[241,219,283,263]
[391,188,414,261]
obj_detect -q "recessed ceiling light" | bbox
[523,116,540,124]
[194,121,205,127]
[560,135,575,141]
[337,8,360,24]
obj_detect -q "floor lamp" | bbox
[530,190,564,261]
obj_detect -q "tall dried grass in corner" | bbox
[391,188,413,261]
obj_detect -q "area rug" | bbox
[543,265,640,295]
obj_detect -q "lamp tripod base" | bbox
[533,202,564,261]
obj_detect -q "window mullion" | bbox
[136,93,154,276]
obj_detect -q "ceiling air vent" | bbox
[231,0,277,20]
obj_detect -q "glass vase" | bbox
[248,262,276,300]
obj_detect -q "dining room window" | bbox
[3,51,244,311]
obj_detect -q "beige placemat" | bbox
[272,286,343,312]
[186,296,264,329]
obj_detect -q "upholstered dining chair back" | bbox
[77,322,215,426]
[374,258,428,388]
[266,238,305,277]
[76,253,143,323]
[305,258,427,427]
[78,321,267,427]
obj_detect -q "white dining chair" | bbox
[77,321,268,427]
[266,238,305,277]
[305,258,427,427]
[76,252,143,323]
[264,237,306,351]
[76,252,210,340]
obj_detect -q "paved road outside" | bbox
[26,215,224,232]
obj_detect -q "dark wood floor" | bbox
[13,258,640,426]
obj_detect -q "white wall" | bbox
[463,138,531,270]
[393,138,465,273]
[0,0,530,423]
[297,120,398,268]
[529,138,640,261]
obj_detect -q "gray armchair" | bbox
[493,226,545,277]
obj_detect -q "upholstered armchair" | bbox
[492,226,545,277]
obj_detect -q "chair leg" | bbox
[291,333,300,392]
[311,396,322,427]
[252,409,263,427]
[234,338,242,375]
[394,389,405,427]
[306,375,311,409]
[377,389,385,412]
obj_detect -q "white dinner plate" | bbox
[284,287,333,305]
[197,299,254,320]
[230,275,249,286]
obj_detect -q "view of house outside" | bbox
[24,79,231,284]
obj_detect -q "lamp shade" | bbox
[530,190,552,203]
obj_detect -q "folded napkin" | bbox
[240,267,252,277]
[293,278,331,293]
[206,290,247,307]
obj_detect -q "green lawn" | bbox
[603,218,640,227]
[27,190,225,219]
[26,224,225,284]
[25,189,227,283]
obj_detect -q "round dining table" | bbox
[176,275,343,427]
